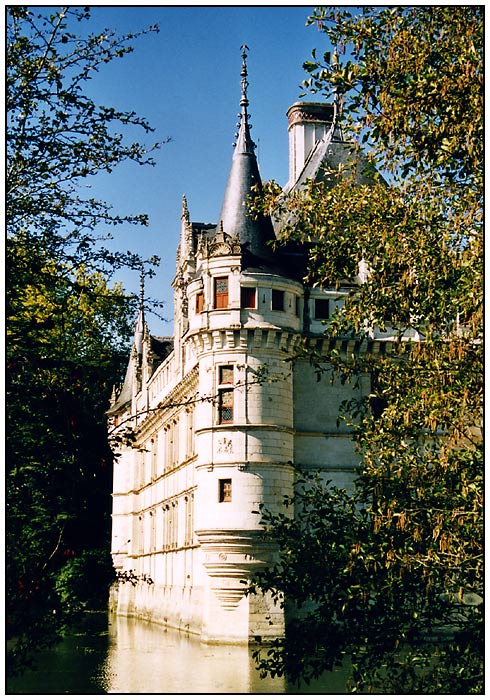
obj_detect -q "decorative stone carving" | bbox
[217,438,233,454]
[197,230,242,259]
[195,529,277,610]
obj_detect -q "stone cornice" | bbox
[187,327,302,356]
[302,335,396,359]
[195,424,295,435]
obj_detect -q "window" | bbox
[271,289,285,311]
[219,365,234,385]
[218,389,233,423]
[149,511,156,553]
[214,277,229,309]
[171,502,178,548]
[196,291,204,314]
[315,299,329,320]
[164,420,179,471]
[151,438,158,481]
[163,502,178,549]
[186,408,194,458]
[137,452,145,489]
[163,505,170,550]
[295,296,300,317]
[219,479,232,503]
[184,494,194,546]
[138,515,144,555]
[218,365,234,424]
[241,287,256,309]
[168,423,175,466]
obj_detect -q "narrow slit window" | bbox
[196,291,204,314]
[219,478,232,503]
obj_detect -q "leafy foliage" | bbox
[7,254,134,674]
[6,6,163,676]
[55,549,115,614]
[7,6,165,274]
[250,6,482,693]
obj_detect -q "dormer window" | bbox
[214,277,229,309]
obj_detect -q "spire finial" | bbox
[181,194,189,222]
[233,45,255,154]
[240,44,250,111]
[139,269,145,313]
[216,43,275,257]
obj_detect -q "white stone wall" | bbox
[110,255,370,642]
[288,119,332,185]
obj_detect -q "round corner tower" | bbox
[177,47,301,642]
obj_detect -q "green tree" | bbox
[7,5,163,269]
[7,258,134,673]
[250,6,482,693]
[7,6,162,675]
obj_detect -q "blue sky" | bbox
[78,5,330,335]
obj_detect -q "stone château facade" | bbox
[107,48,398,643]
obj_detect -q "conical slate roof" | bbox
[106,308,144,415]
[106,279,145,416]
[217,46,275,260]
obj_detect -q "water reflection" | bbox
[98,615,286,693]
[8,613,349,694]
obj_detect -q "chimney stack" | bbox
[286,102,334,187]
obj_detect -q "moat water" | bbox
[7,612,350,694]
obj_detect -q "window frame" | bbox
[217,365,234,424]
[241,286,256,309]
[218,478,232,503]
[214,276,229,309]
[196,291,204,314]
[271,289,285,311]
[314,298,330,320]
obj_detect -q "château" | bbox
[107,48,406,642]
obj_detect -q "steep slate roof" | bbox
[217,46,276,264]
[106,309,145,415]
[150,335,173,361]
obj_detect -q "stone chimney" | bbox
[286,102,334,187]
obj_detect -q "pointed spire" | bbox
[233,45,256,155]
[217,46,275,259]
[106,271,145,414]
[139,270,145,312]
[240,45,249,109]
[134,270,145,356]
[181,194,190,224]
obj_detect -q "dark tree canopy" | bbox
[7,6,163,676]
[250,6,482,693]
